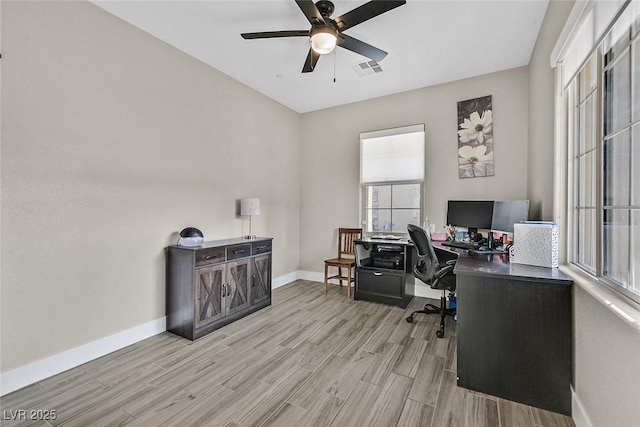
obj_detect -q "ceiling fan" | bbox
[241,0,406,73]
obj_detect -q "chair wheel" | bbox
[436,330,444,338]
[406,316,414,323]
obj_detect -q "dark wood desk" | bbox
[438,246,573,415]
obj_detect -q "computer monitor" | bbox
[491,200,530,233]
[446,200,494,237]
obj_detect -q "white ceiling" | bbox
[92,0,550,113]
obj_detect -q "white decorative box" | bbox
[509,222,559,268]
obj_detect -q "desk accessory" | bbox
[509,222,559,268]
[178,227,204,247]
[430,233,447,241]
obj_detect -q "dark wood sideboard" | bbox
[166,237,272,340]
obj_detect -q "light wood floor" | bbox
[0,280,575,427]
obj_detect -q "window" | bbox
[360,125,425,234]
[559,1,640,304]
[602,10,640,296]
[568,53,598,274]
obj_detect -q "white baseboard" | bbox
[0,270,440,397]
[0,271,301,397]
[414,282,445,299]
[297,270,324,283]
[295,271,443,300]
[571,387,593,427]
[272,271,298,289]
[0,317,167,396]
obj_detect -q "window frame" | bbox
[559,1,640,306]
[359,124,426,236]
[361,180,424,235]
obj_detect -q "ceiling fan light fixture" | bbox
[310,26,338,55]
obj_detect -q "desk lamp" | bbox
[240,198,260,239]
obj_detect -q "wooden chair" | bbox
[324,227,362,298]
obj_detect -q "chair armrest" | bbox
[435,264,455,280]
[445,259,457,266]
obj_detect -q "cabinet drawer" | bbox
[227,243,251,260]
[196,247,225,267]
[356,268,404,298]
[252,241,272,255]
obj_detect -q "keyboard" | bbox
[441,240,477,250]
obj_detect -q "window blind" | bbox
[360,124,425,184]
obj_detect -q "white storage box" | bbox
[509,222,559,268]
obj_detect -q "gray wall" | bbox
[528,0,573,221]
[299,68,530,271]
[1,1,301,372]
[529,2,640,426]
[574,285,640,427]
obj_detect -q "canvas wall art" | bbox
[457,95,494,178]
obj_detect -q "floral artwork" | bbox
[457,95,494,178]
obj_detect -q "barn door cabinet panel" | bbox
[167,237,273,340]
[225,258,251,317]
[194,264,226,329]
[251,253,272,305]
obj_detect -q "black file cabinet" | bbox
[354,239,415,308]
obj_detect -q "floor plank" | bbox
[0,280,576,427]
[397,398,435,427]
[328,380,382,427]
[498,398,536,427]
[466,392,500,427]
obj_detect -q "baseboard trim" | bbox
[0,271,302,397]
[0,270,440,396]
[0,317,167,396]
[414,282,444,299]
[571,387,593,427]
[272,271,298,289]
[297,271,442,300]
[297,270,324,283]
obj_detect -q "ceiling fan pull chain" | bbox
[333,49,337,83]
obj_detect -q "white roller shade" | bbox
[551,0,630,86]
[360,125,425,183]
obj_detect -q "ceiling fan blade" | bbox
[241,30,309,40]
[295,0,326,25]
[334,0,406,31]
[302,48,321,73]
[338,34,388,62]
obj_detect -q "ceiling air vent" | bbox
[350,60,383,78]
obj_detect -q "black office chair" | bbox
[406,224,457,338]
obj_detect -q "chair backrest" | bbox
[407,224,441,285]
[337,228,362,258]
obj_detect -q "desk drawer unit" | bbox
[354,239,415,308]
[357,269,403,296]
[355,267,411,308]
